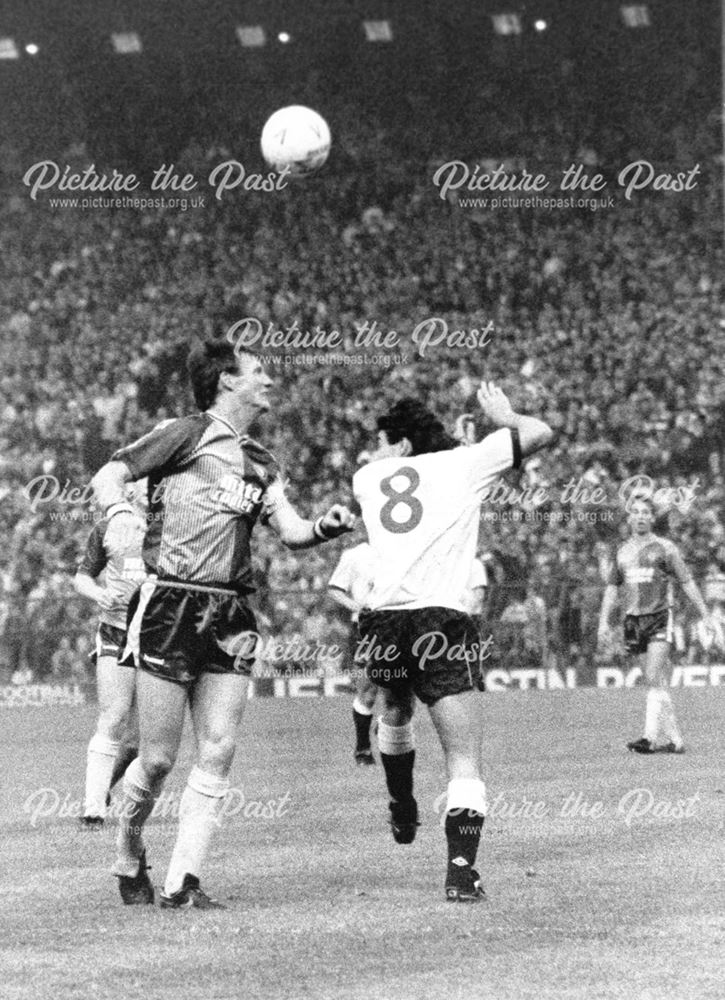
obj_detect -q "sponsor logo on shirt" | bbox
[625,567,655,584]
[214,474,264,515]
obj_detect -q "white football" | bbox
[260,105,331,177]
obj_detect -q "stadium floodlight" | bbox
[25,43,39,55]
[491,13,522,36]
[0,37,19,59]
[111,32,142,54]
[236,25,266,48]
[363,20,393,43]
[620,5,651,28]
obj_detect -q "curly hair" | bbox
[377,398,459,456]
[186,339,251,411]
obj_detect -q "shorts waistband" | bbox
[155,579,240,596]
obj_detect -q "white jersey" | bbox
[353,428,519,612]
[328,542,376,622]
[460,558,488,616]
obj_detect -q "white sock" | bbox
[114,758,164,877]
[446,778,487,816]
[84,734,121,818]
[376,719,415,755]
[644,689,667,743]
[658,690,683,748]
[164,767,229,897]
[352,696,374,716]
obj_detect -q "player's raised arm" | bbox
[476,381,554,458]
[265,480,356,549]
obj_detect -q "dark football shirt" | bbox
[111,412,282,591]
[77,511,146,628]
[608,534,692,617]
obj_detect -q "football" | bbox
[260,105,331,177]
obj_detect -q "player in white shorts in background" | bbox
[74,484,147,826]
[353,381,553,901]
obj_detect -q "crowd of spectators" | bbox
[1,50,723,683]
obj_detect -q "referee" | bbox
[92,339,354,909]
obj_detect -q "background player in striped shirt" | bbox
[353,381,553,902]
[73,484,147,826]
[597,495,712,754]
[92,340,354,908]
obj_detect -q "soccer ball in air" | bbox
[260,106,331,177]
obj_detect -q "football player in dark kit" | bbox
[92,340,354,908]
[598,495,711,754]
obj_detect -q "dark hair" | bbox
[377,398,459,456]
[629,493,655,513]
[186,340,248,411]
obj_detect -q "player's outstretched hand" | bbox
[319,505,356,539]
[476,381,516,427]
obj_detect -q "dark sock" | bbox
[445,809,484,868]
[380,750,415,802]
[352,709,372,752]
[109,745,139,791]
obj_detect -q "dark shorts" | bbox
[623,609,672,655]
[92,623,132,666]
[357,607,484,706]
[127,581,258,688]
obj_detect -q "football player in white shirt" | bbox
[353,382,553,902]
[328,541,379,764]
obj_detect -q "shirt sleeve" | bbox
[111,416,202,481]
[467,558,488,591]
[665,542,693,586]
[328,550,353,593]
[77,521,107,578]
[606,553,623,587]
[463,428,520,493]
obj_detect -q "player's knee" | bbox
[98,706,133,740]
[197,734,236,776]
[139,748,176,783]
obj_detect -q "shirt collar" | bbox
[205,410,249,444]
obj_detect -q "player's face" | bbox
[233,354,273,411]
[628,500,654,535]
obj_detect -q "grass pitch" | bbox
[1,687,723,1000]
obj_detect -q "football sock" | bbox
[114,758,165,876]
[445,778,487,868]
[84,734,121,818]
[164,767,230,897]
[658,690,683,747]
[644,688,666,743]
[109,744,139,792]
[352,698,374,752]
[377,720,415,802]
